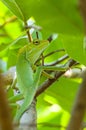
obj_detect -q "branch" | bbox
[0,55,69,87]
[0,66,16,86]
[16,99,37,130]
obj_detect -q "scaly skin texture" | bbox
[14,40,49,122]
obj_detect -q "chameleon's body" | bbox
[14,40,49,122]
[14,40,67,122]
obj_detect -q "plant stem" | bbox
[24,21,32,42]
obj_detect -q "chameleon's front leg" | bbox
[33,63,68,90]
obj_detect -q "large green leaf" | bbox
[37,77,79,113]
[60,34,86,65]
[1,0,83,35]
[1,0,23,20]
[37,77,80,129]
[7,36,29,68]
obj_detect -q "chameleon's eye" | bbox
[33,39,40,45]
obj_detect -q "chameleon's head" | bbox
[27,39,49,64]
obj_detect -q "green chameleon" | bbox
[14,39,67,122]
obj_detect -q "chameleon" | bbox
[14,39,67,122]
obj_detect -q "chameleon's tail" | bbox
[14,91,36,123]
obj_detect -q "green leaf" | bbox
[1,0,83,35]
[37,94,69,130]
[60,34,86,65]
[7,35,29,68]
[43,77,79,112]
[0,1,8,16]
[1,0,24,20]
[9,36,28,49]
[37,77,79,129]
[7,49,17,68]
[44,36,66,63]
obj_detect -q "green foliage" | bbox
[59,34,86,65]
[0,0,85,129]
[1,0,83,35]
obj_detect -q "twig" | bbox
[24,21,32,42]
[36,49,66,63]
[24,24,42,31]
[0,16,17,29]
[45,54,69,66]
[38,122,66,128]
[44,49,65,59]
[0,34,8,37]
